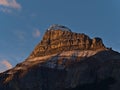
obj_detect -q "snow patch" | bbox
[48,24,71,32]
[27,50,98,62]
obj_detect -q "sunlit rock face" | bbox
[0,25,120,90]
[29,24,105,58]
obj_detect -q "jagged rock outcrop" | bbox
[0,24,120,90]
[29,24,105,58]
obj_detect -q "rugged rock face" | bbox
[29,24,105,58]
[0,24,120,90]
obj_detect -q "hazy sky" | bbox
[0,0,120,72]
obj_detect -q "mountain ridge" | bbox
[0,25,120,90]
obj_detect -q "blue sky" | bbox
[0,0,120,72]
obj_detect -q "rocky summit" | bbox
[0,24,120,90]
[29,24,105,58]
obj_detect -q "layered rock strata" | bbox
[29,24,105,58]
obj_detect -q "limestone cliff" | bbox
[29,24,105,58]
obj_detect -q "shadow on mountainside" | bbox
[64,50,120,90]
[65,77,116,90]
[0,50,120,90]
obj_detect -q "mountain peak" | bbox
[1,25,120,90]
[29,25,106,58]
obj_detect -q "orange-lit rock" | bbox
[29,27,105,58]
